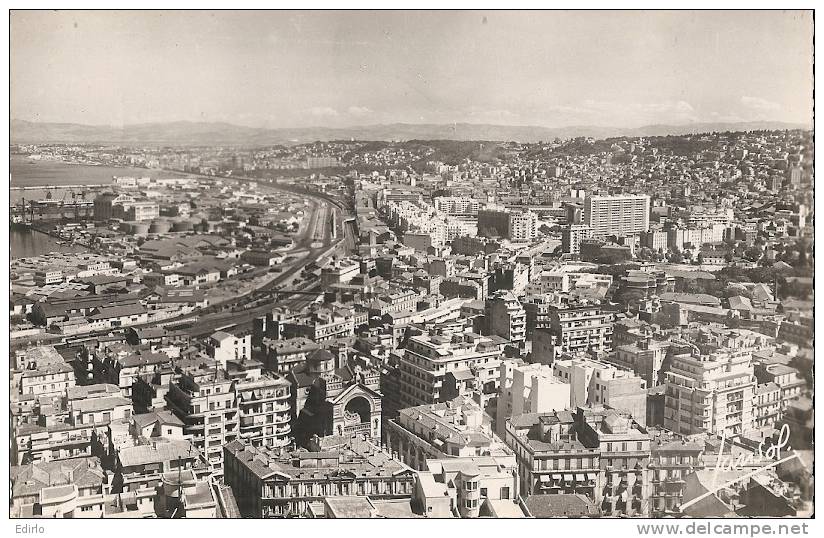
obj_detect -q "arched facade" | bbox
[331,385,382,440]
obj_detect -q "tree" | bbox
[669,247,684,263]
[745,246,763,261]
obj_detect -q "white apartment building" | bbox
[434,196,482,215]
[397,330,509,408]
[583,194,650,237]
[663,346,756,437]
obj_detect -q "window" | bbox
[480,488,487,498]
[500,487,510,500]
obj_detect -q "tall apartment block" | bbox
[166,367,239,473]
[583,194,650,237]
[663,345,756,436]
[562,224,594,254]
[234,368,292,450]
[166,360,293,473]
[532,296,614,360]
[396,329,509,408]
[485,291,526,345]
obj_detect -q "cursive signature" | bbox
[711,423,791,485]
[680,424,798,512]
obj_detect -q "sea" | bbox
[9,228,88,259]
[9,155,188,258]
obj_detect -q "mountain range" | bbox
[10,119,811,146]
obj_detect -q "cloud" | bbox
[308,106,339,117]
[740,96,780,112]
[709,111,746,123]
[347,106,373,116]
[464,106,521,123]
[546,104,590,115]
[570,100,699,124]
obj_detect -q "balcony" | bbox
[240,404,290,416]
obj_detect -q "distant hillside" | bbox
[10,119,810,146]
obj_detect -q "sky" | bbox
[10,10,814,129]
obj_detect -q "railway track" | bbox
[23,176,355,347]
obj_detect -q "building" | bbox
[19,361,76,398]
[663,344,756,436]
[433,196,481,215]
[614,340,671,388]
[562,224,593,254]
[754,363,805,407]
[505,406,652,516]
[522,493,598,517]
[234,364,293,450]
[477,208,538,241]
[34,268,64,286]
[396,329,509,408]
[114,438,203,494]
[116,200,160,222]
[207,329,251,368]
[93,350,170,398]
[165,366,240,473]
[495,361,570,437]
[552,355,647,425]
[321,259,361,289]
[306,156,340,168]
[485,291,526,345]
[260,337,321,375]
[414,457,523,518]
[753,383,781,428]
[10,457,108,518]
[642,230,669,252]
[648,432,705,516]
[289,349,383,444]
[223,437,416,518]
[538,296,614,360]
[620,269,674,301]
[583,194,650,237]
[385,396,514,470]
[12,422,97,465]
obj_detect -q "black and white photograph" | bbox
[4,6,816,528]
